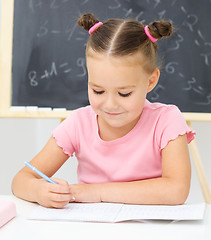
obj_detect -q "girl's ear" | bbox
[147,68,160,93]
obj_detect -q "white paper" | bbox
[29,202,206,223]
[115,203,206,222]
[30,203,123,223]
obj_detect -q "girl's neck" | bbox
[97,115,141,141]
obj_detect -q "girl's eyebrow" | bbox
[88,82,136,89]
[88,82,101,87]
[118,85,136,89]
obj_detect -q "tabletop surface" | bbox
[0,195,211,240]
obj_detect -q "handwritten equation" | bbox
[28,58,86,87]
[12,0,211,111]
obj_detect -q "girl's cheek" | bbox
[89,95,101,108]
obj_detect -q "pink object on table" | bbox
[0,201,16,228]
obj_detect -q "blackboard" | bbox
[11,0,211,112]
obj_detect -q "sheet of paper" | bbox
[29,202,123,223]
[29,202,206,223]
[115,203,206,222]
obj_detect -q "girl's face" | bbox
[87,54,159,136]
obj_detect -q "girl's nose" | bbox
[104,94,118,110]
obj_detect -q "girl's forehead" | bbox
[87,56,150,87]
[87,54,150,80]
[86,54,148,73]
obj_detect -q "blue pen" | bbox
[25,161,56,184]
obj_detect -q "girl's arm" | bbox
[70,134,191,205]
[12,136,74,208]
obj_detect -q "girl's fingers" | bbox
[51,178,68,185]
[49,192,72,202]
[49,184,70,194]
[51,201,70,209]
[36,178,73,208]
[49,178,70,194]
[51,178,70,188]
[69,195,76,202]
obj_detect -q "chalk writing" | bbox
[165,62,179,74]
[197,93,211,106]
[150,84,165,101]
[158,10,166,19]
[28,61,72,87]
[147,0,161,8]
[123,8,133,18]
[29,0,43,12]
[135,11,144,21]
[29,0,70,11]
[66,23,78,41]
[77,58,87,77]
[37,20,48,37]
[28,71,38,87]
[80,0,89,5]
[171,0,178,6]
[200,52,211,66]
[109,0,121,9]
[181,6,198,32]
[167,34,184,52]
[50,0,60,9]
[183,77,206,96]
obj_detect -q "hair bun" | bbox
[77,13,100,32]
[148,20,173,40]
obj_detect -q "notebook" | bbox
[29,202,206,223]
[0,201,16,228]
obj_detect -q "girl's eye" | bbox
[93,89,104,95]
[118,92,132,97]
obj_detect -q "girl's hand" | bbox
[34,178,74,208]
[69,184,101,203]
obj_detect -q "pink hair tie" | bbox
[89,22,103,34]
[144,25,158,42]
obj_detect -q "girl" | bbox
[12,13,195,208]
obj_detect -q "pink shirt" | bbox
[52,100,195,184]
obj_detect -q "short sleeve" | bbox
[52,111,77,157]
[156,106,196,150]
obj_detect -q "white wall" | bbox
[0,118,79,194]
[0,1,210,204]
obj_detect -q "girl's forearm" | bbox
[99,177,190,205]
[12,171,40,203]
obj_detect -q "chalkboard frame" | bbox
[0,0,211,121]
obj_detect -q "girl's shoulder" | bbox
[144,100,195,149]
[143,100,183,124]
[144,100,180,113]
[63,105,96,131]
[66,105,95,120]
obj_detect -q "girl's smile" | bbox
[104,111,123,116]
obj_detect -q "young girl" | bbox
[12,13,195,208]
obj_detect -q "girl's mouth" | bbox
[105,111,122,116]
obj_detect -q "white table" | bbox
[0,195,210,240]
